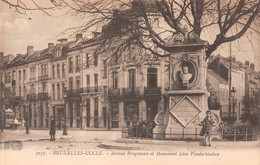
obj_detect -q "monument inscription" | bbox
[170,96,201,127]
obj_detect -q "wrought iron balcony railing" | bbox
[38,75,49,81]
[144,87,161,95]
[82,86,102,94]
[38,92,50,100]
[108,87,141,97]
[27,94,37,101]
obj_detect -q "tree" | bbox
[2,0,259,60]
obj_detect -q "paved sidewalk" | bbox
[0,130,72,143]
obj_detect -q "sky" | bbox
[0,0,259,71]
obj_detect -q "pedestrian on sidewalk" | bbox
[200,110,215,147]
[49,116,56,141]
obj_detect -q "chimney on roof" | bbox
[7,54,14,62]
[58,38,68,44]
[27,46,33,55]
[48,43,54,50]
[250,63,255,70]
[92,32,101,38]
[0,52,3,67]
[245,61,249,66]
[76,33,83,41]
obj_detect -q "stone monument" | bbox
[154,32,220,139]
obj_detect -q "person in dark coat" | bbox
[200,110,215,147]
[49,116,56,141]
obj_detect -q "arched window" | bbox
[57,64,60,78]
[128,69,136,90]
[52,65,55,78]
[112,71,118,89]
[62,63,65,78]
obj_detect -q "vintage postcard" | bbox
[0,0,259,164]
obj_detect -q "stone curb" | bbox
[113,138,260,147]
[98,139,260,150]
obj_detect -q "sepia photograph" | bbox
[0,0,259,164]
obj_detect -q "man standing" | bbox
[49,116,56,141]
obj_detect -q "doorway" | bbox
[146,101,158,122]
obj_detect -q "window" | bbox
[42,82,46,92]
[111,103,119,128]
[52,84,55,99]
[30,84,35,94]
[94,53,98,66]
[30,67,35,79]
[34,105,37,119]
[94,74,98,92]
[86,75,90,92]
[94,98,99,116]
[103,60,107,78]
[113,53,119,64]
[124,102,138,121]
[129,46,136,61]
[86,98,90,127]
[147,68,157,88]
[112,72,118,89]
[41,64,47,76]
[23,86,26,96]
[94,98,99,128]
[69,77,73,90]
[128,69,136,90]
[23,69,26,80]
[52,65,55,78]
[19,70,21,81]
[57,64,60,78]
[62,63,65,78]
[12,71,16,80]
[86,54,89,68]
[76,77,80,89]
[76,56,80,72]
[0,74,2,83]
[19,86,21,96]
[62,83,65,97]
[57,84,60,100]
[69,57,73,73]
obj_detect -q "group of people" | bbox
[48,111,215,145]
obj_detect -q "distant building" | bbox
[207,69,228,115]
[208,55,246,120]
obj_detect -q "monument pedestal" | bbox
[153,32,221,139]
[165,90,209,139]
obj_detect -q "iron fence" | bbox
[122,126,258,141]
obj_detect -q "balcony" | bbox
[38,75,50,81]
[64,88,83,99]
[38,92,50,101]
[82,87,102,94]
[144,87,161,95]
[108,87,141,100]
[108,88,120,97]
[27,94,37,101]
[121,87,140,96]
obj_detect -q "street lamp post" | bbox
[63,93,68,135]
[231,87,236,121]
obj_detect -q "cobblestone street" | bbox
[0,130,259,165]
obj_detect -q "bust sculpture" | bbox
[180,66,192,89]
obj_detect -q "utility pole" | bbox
[228,43,232,120]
